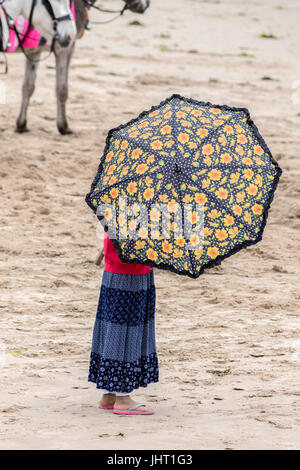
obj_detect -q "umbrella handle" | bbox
[95,248,104,267]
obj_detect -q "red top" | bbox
[104,234,152,275]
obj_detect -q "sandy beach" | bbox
[0,0,299,450]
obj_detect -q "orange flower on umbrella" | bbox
[211,107,221,114]
[190,234,201,247]
[176,238,185,247]
[151,140,163,150]
[178,133,189,144]
[237,134,247,145]
[158,194,169,203]
[109,176,117,186]
[141,132,152,140]
[149,110,159,117]
[121,141,129,150]
[182,194,193,203]
[147,248,158,261]
[201,178,210,189]
[168,200,180,212]
[216,187,228,199]
[252,203,263,215]
[216,229,228,241]
[191,109,202,116]
[101,194,111,204]
[220,153,232,164]
[104,208,113,221]
[188,142,198,150]
[233,205,242,216]
[229,227,238,238]
[236,145,245,157]
[106,151,114,162]
[243,168,254,181]
[255,174,263,186]
[207,247,220,259]
[181,120,192,127]
[161,125,172,135]
[150,207,161,222]
[110,188,119,199]
[147,154,155,164]
[195,193,207,205]
[132,148,143,159]
[107,164,116,175]
[197,128,209,138]
[224,215,234,226]
[218,134,227,146]
[204,156,212,166]
[202,144,214,156]
[162,241,173,253]
[129,130,139,138]
[120,167,129,177]
[244,211,252,224]
[143,187,155,201]
[236,191,245,203]
[174,248,184,258]
[242,157,253,165]
[187,211,199,225]
[247,184,258,196]
[230,172,240,184]
[127,182,138,195]
[136,164,149,175]
[136,240,146,250]
[224,125,234,135]
[208,169,222,181]
[254,145,264,155]
[165,140,175,148]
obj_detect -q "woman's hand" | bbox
[95,248,104,266]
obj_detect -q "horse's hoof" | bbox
[58,126,73,135]
[15,124,29,133]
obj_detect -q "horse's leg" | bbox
[16,51,41,133]
[55,43,75,135]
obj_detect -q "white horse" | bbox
[0,0,150,134]
[1,0,77,50]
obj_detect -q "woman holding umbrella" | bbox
[86,94,281,416]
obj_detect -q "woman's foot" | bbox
[113,396,154,414]
[99,392,116,409]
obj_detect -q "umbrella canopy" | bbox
[86,94,281,278]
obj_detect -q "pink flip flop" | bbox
[98,404,114,410]
[113,403,154,415]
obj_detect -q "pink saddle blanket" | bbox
[2,2,75,53]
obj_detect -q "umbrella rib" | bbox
[172,171,197,275]
[91,167,162,199]
[197,160,276,174]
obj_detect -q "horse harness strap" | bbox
[41,0,72,32]
[83,0,128,26]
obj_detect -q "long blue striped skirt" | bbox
[88,270,159,394]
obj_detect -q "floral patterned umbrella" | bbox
[86,95,282,278]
